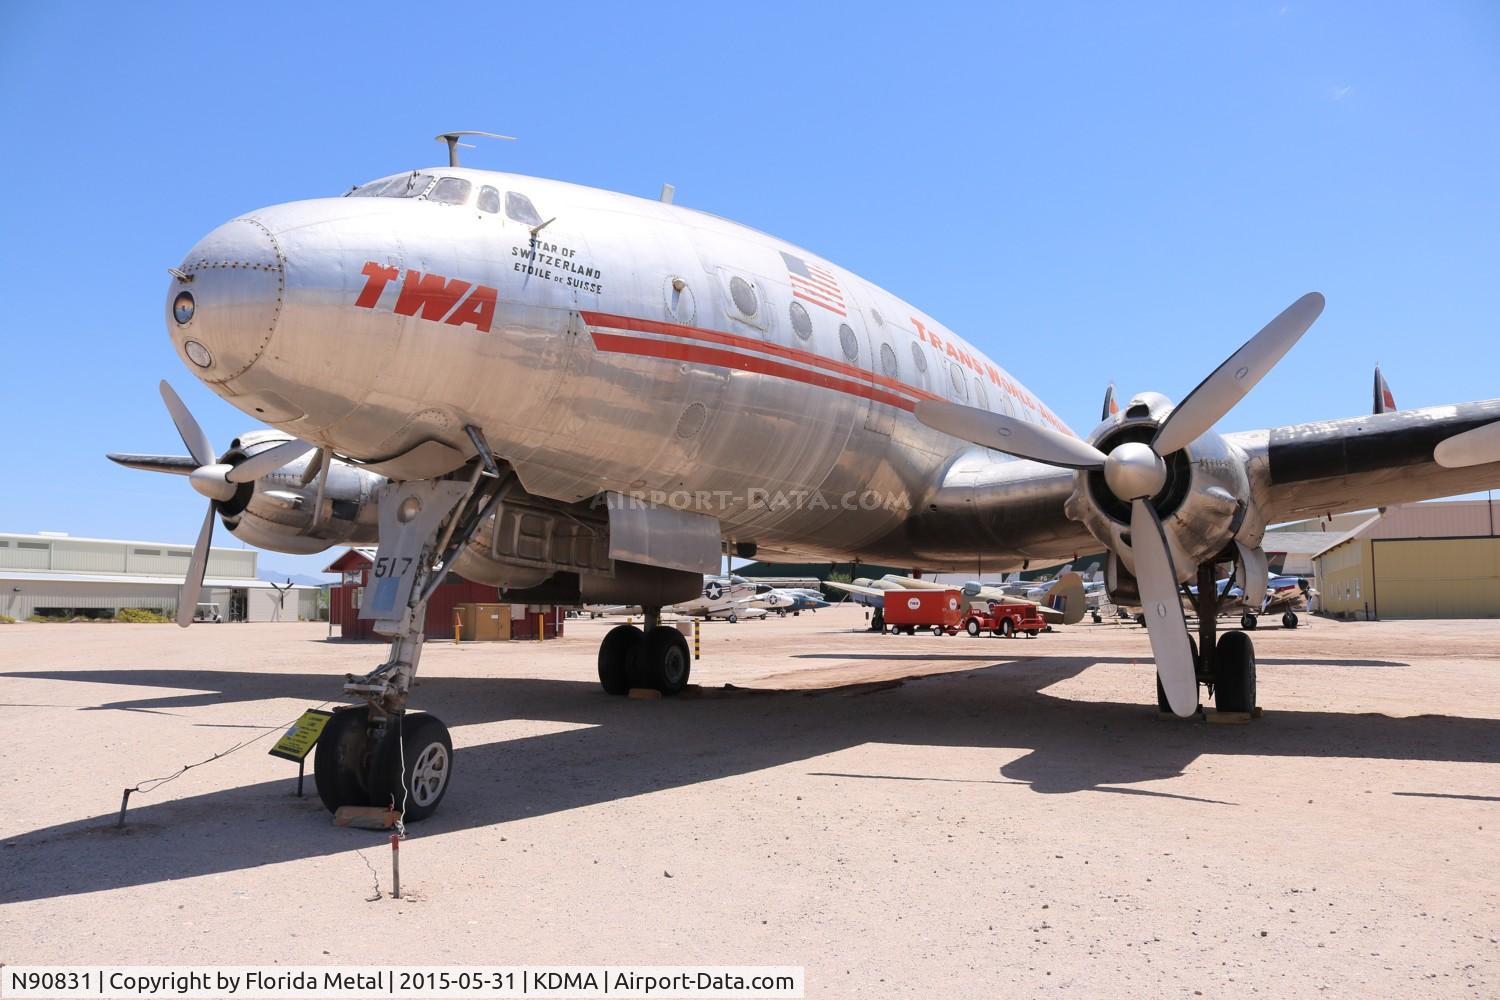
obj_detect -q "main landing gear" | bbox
[597,607,692,696]
[314,443,505,823]
[1157,564,1258,716]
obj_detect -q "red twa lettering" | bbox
[355,261,398,308]
[353,260,499,334]
[445,284,497,333]
[394,270,472,322]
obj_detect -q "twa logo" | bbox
[354,261,498,333]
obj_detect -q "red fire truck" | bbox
[962,600,1047,638]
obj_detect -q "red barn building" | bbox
[325,548,563,641]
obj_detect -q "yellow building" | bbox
[1313,499,1500,620]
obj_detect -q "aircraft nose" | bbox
[166,217,284,383]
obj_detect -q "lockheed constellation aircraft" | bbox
[111,134,1500,819]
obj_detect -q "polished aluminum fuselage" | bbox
[169,167,1084,569]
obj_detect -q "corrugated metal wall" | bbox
[0,540,52,570]
[2,581,178,619]
[1365,500,1498,539]
[1315,539,1374,619]
[1373,537,1500,619]
[0,536,260,579]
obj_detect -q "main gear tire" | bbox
[598,624,643,695]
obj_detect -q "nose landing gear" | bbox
[314,457,501,823]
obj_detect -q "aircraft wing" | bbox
[960,584,1072,625]
[824,580,889,606]
[882,575,945,590]
[892,399,1500,587]
[1235,399,1500,524]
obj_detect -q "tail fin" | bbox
[1101,382,1119,422]
[1373,364,1397,414]
[1047,572,1087,625]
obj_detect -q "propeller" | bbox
[915,292,1325,716]
[299,448,333,527]
[109,380,313,627]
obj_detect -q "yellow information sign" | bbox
[269,708,334,763]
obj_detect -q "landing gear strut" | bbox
[596,606,691,696]
[314,450,504,822]
[1167,562,1256,716]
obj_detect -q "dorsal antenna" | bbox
[434,131,516,167]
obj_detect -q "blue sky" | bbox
[1,2,1496,577]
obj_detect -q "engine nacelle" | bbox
[1065,393,1267,584]
[217,431,383,554]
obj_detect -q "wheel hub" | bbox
[410,742,449,807]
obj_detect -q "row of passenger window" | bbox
[730,274,1017,416]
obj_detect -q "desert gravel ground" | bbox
[1,608,1496,998]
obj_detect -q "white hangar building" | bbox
[0,531,319,622]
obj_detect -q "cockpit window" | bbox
[347,172,436,199]
[348,175,406,198]
[477,186,501,214]
[398,173,435,197]
[505,191,543,227]
[426,177,472,205]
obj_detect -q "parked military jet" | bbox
[110,137,1500,818]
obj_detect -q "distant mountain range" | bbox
[258,569,337,588]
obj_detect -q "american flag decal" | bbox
[781,251,846,316]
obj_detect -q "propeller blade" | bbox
[159,380,216,468]
[914,400,1107,470]
[1153,292,1325,456]
[106,453,198,476]
[177,504,217,628]
[1130,499,1199,717]
[1234,540,1269,610]
[298,448,327,487]
[309,448,332,527]
[1434,420,1500,469]
[227,438,315,483]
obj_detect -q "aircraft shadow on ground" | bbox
[792,652,1410,668]
[1,659,1494,904]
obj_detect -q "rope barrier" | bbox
[116,701,332,827]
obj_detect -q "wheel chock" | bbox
[333,805,399,829]
[1206,710,1252,725]
[627,688,663,700]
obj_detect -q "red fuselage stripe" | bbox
[580,310,940,404]
[589,332,919,413]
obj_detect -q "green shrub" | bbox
[115,608,171,624]
[0,614,14,624]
